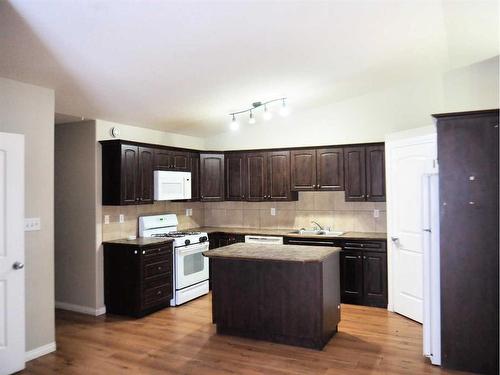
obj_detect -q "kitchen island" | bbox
[204,243,341,350]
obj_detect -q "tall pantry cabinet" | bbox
[434,109,499,375]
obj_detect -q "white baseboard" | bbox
[55,301,106,316]
[26,342,56,362]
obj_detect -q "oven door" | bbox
[175,242,209,290]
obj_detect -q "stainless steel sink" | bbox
[288,229,344,236]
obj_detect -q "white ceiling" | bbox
[0,1,498,136]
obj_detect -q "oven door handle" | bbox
[178,244,209,256]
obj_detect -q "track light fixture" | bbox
[228,97,288,130]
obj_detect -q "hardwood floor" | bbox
[24,294,469,375]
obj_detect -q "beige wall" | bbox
[0,77,55,352]
[96,119,205,149]
[205,57,499,150]
[55,121,98,309]
[203,192,386,233]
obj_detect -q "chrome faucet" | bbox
[311,221,324,231]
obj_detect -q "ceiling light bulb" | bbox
[249,110,256,124]
[279,99,289,117]
[263,105,272,121]
[230,115,239,131]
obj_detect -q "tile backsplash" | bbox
[203,191,386,233]
[101,201,204,242]
[102,191,386,241]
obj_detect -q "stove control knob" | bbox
[184,239,191,246]
[199,236,208,243]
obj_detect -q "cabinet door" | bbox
[339,250,363,305]
[267,151,292,200]
[365,145,385,202]
[317,147,344,191]
[153,149,173,170]
[120,144,139,204]
[246,152,267,201]
[138,147,154,204]
[344,146,366,201]
[225,153,246,201]
[172,151,190,171]
[362,251,387,307]
[189,153,200,201]
[200,153,224,201]
[290,149,316,190]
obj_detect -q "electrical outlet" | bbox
[104,215,110,224]
[373,209,380,218]
[24,217,41,231]
[270,208,276,216]
[186,208,193,216]
[119,214,125,223]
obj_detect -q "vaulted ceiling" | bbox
[0,1,497,136]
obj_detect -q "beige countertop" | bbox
[102,237,174,247]
[189,226,387,241]
[203,242,341,263]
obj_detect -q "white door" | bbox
[386,131,436,323]
[0,133,25,375]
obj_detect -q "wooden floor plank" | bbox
[23,294,472,374]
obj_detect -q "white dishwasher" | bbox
[244,235,283,245]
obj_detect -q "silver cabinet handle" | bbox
[391,236,399,242]
[13,262,24,270]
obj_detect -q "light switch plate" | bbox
[186,208,193,216]
[25,217,41,231]
[104,215,110,224]
[270,208,276,216]
[373,209,380,218]
[119,214,125,223]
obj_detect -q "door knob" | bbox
[391,236,399,242]
[13,262,24,270]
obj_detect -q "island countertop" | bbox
[203,242,340,263]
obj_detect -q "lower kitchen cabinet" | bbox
[340,241,387,308]
[103,240,174,317]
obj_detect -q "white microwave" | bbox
[154,170,192,201]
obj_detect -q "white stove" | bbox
[139,214,209,306]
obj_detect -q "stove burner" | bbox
[151,231,202,238]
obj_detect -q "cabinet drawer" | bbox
[142,246,172,264]
[143,284,172,307]
[144,260,171,278]
[343,241,386,252]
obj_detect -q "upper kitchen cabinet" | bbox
[344,143,385,202]
[200,153,225,201]
[189,153,200,201]
[245,152,267,201]
[267,151,296,200]
[101,140,154,205]
[244,151,297,201]
[154,149,190,171]
[225,152,246,201]
[291,147,344,191]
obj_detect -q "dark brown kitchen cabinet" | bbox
[189,153,200,201]
[101,140,155,205]
[290,149,316,190]
[200,153,225,201]
[344,144,385,202]
[246,152,267,201]
[434,109,499,375]
[245,151,297,201]
[154,149,189,171]
[225,153,246,201]
[339,250,363,305]
[103,240,174,317]
[291,147,344,191]
[267,151,294,200]
[340,240,387,308]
